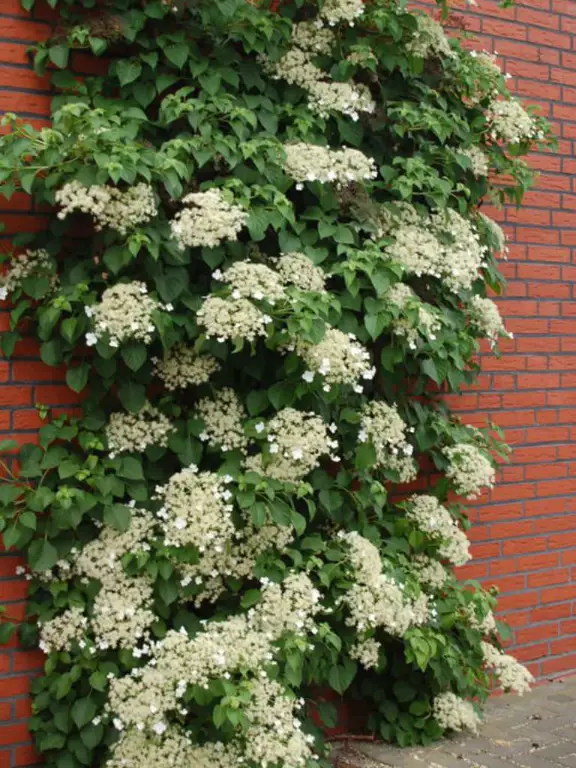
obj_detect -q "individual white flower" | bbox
[170,189,247,249]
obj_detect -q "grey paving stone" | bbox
[331,679,576,768]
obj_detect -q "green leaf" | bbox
[164,43,189,68]
[103,504,132,532]
[421,358,441,385]
[328,658,357,694]
[355,443,377,471]
[246,390,268,416]
[119,457,144,480]
[118,381,146,413]
[40,339,63,367]
[121,343,147,372]
[28,539,58,571]
[0,622,16,644]
[117,60,143,86]
[66,364,90,393]
[49,44,69,68]
[80,722,104,749]
[89,37,107,56]
[393,680,416,703]
[251,502,267,527]
[72,697,98,729]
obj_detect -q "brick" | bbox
[14,745,41,766]
[542,652,576,675]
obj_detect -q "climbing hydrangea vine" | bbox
[0,0,552,765]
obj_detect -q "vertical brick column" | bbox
[0,3,53,767]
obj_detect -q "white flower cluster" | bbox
[406,495,471,567]
[283,143,377,187]
[243,678,314,768]
[382,205,488,293]
[56,181,157,235]
[444,443,495,499]
[413,554,449,592]
[459,50,503,104]
[350,637,381,669]
[264,22,375,120]
[406,14,454,60]
[433,692,480,733]
[467,604,497,635]
[386,283,441,350]
[481,641,533,695]
[274,252,327,293]
[246,408,338,482]
[65,511,156,651]
[294,329,375,391]
[339,531,429,636]
[180,522,294,606]
[153,345,220,390]
[359,401,416,483]
[219,261,286,303]
[0,249,57,300]
[319,0,364,26]
[106,728,241,768]
[170,189,247,250]
[87,281,158,348]
[197,296,271,343]
[489,99,544,144]
[107,573,321,760]
[105,402,174,456]
[197,388,249,453]
[460,146,490,177]
[467,295,510,347]
[39,606,88,654]
[154,467,233,550]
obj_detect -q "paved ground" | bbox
[332,677,576,768]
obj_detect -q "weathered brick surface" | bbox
[1,0,576,763]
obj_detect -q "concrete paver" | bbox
[332,678,576,768]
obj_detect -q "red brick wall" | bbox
[1,0,576,764]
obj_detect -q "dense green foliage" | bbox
[0,0,552,766]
